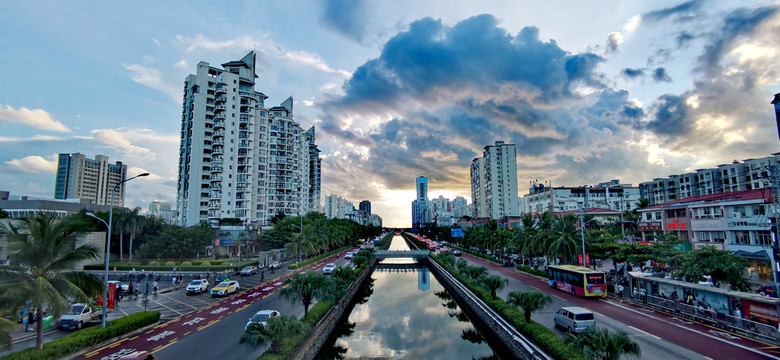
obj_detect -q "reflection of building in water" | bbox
[418,267,430,291]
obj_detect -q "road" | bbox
[461,253,780,360]
[78,252,355,360]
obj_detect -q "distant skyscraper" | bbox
[54,153,127,206]
[412,176,430,228]
[470,141,519,219]
[176,52,320,227]
[359,200,371,216]
[772,93,780,144]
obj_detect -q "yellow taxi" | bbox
[210,280,239,297]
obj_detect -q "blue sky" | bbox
[1,1,779,227]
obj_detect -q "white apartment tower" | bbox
[176,52,320,227]
[54,153,128,206]
[470,141,519,219]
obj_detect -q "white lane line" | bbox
[606,301,780,359]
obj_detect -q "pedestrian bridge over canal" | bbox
[374,249,429,260]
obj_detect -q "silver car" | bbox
[554,307,595,333]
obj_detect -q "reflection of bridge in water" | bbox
[374,263,431,291]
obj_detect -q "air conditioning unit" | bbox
[732,213,740,218]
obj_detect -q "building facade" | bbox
[412,176,430,228]
[639,154,779,205]
[524,180,641,215]
[176,52,320,228]
[470,141,519,220]
[55,153,128,207]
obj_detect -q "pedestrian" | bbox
[261,270,265,282]
[134,284,139,298]
[617,283,624,297]
[129,282,134,298]
[115,286,122,303]
[153,280,159,294]
[172,276,176,288]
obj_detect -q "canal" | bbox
[319,235,498,359]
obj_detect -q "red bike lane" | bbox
[464,253,780,360]
[80,257,339,360]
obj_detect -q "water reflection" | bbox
[319,236,495,359]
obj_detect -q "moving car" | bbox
[245,309,280,331]
[553,307,595,333]
[186,279,209,295]
[210,280,239,297]
[322,263,337,275]
[452,250,462,256]
[108,281,129,294]
[58,303,102,330]
[344,252,353,259]
[240,266,258,276]
[118,351,158,360]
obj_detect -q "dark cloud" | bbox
[676,32,695,48]
[652,67,672,82]
[698,5,779,74]
[622,68,645,79]
[643,0,702,22]
[319,0,369,42]
[641,94,692,138]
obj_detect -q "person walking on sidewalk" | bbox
[153,280,158,294]
[617,283,624,297]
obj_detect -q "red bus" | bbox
[548,265,607,298]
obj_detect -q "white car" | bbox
[554,307,595,333]
[186,279,209,295]
[322,263,337,275]
[240,266,258,276]
[344,252,353,259]
[245,309,280,331]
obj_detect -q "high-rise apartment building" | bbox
[359,200,371,216]
[412,176,430,228]
[54,153,128,206]
[176,52,320,227]
[470,141,519,219]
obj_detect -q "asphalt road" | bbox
[77,252,356,360]
[461,253,780,360]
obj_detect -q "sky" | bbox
[1,1,780,228]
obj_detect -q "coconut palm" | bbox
[547,214,581,264]
[477,274,508,299]
[565,327,641,360]
[507,291,553,323]
[126,207,144,263]
[240,315,308,353]
[0,317,14,350]
[0,212,103,349]
[279,271,337,320]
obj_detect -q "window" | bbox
[756,231,772,246]
[733,231,750,245]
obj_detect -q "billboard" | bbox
[451,228,465,238]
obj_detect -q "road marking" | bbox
[607,301,780,359]
[197,319,219,331]
[210,307,229,314]
[183,331,192,336]
[159,295,199,310]
[231,299,247,305]
[591,310,604,317]
[183,317,206,326]
[146,299,184,316]
[152,339,177,353]
[85,348,101,357]
[629,326,661,339]
[107,339,126,348]
[551,294,566,301]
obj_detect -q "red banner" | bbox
[578,254,590,267]
[97,283,117,309]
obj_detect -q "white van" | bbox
[554,307,595,333]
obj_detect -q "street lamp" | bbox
[95,172,149,328]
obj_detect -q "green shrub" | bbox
[180,261,192,267]
[288,263,300,269]
[0,311,160,360]
[200,261,212,267]
[516,265,548,277]
[164,261,176,267]
[191,261,202,266]
[148,260,159,266]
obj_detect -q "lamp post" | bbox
[96,172,149,328]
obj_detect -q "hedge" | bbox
[84,260,257,272]
[516,265,548,277]
[0,311,161,360]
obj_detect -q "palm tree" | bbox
[0,212,103,349]
[507,291,553,323]
[565,327,641,360]
[547,214,580,264]
[240,315,308,353]
[477,274,508,299]
[279,271,337,320]
[126,207,144,263]
[0,317,14,350]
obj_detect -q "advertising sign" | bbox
[107,283,116,309]
[451,228,465,238]
[577,254,590,267]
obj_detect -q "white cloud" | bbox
[0,105,71,133]
[91,129,157,162]
[122,63,181,103]
[128,166,161,180]
[4,155,57,174]
[0,134,63,143]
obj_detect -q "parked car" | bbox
[322,263,337,275]
[240,266,258,276]
[210,280,239,297]
[269,261,281,270]
[58,303,102,330]
[215,273,230,283]
[244,309,280,331]
[755,284,777,297]
[186,279,209,295]
[344,252,353,259]
[553,307,595,333]
[108,280,129,294]
[452,250,462,256]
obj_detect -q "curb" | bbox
[59,321,162,360]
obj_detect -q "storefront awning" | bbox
[732,250,770,261]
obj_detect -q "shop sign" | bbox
[667,218,686,230]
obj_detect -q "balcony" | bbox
[212,146,224,155]
[215,87,226,94]
[215,95,227,103]
[213,130,225,138]
[210,174,223,182]
[210,166,223,173]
